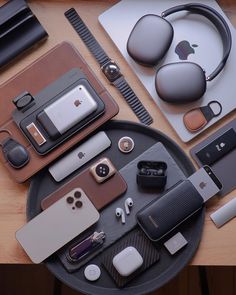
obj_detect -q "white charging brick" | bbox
[164,232,188,255]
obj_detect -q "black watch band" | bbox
[65,8,153,126]
[113,78,153,125]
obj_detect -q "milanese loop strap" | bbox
[65,8,153,126]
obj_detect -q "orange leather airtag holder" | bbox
[183,101,222,133]
[183,109,207,132]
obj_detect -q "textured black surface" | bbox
[102,228,160,288]
[27,121,204,295]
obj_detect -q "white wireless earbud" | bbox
[116,208,125,224]
[124,198,134,215]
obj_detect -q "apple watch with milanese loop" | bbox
[64,8,153,126]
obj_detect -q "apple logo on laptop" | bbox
[78,152,85,159]
[175,40,198,60]
[74,100,81,107]
[199,182,207,189]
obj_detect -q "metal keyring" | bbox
[208,100,223,117]
[0,129,12,147]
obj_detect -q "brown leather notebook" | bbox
[0,42,119,183]
[41,160,127,211]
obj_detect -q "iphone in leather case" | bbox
[41,158,127,211]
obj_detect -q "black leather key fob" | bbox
[2,138,30,169]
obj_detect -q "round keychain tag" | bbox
[118,136,135,153]
[183,100,222,133]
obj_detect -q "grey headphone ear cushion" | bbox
[127,14,173,66]
[155,62,207,103]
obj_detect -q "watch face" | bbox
[90,157,116,183]
[102,62,121,82]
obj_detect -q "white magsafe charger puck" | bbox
[84,264,101,281]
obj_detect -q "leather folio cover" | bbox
[0,42,119,182]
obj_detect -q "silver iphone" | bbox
[16,188,100,263]
[37,84,98,139]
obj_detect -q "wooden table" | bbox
[0,0,235,266]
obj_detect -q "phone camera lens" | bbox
[66,196,74,204]
[74,191,81,199]
[75,201,83,208]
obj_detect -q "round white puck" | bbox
[84,264,101,281]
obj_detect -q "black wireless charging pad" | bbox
[27,120,204,295]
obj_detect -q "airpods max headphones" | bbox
[127,3,232,104]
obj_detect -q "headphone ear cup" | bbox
[155,62,207,104]
[127,15,174,66]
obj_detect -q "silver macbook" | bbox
[99,0,236,142]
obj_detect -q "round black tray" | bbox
[27,120,204,295]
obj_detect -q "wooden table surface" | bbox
[0,0,235,265]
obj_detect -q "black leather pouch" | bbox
[136,180,203,241]
[0,0,48,68]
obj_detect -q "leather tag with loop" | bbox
[0,129,12,145]
[183,100,222,132]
